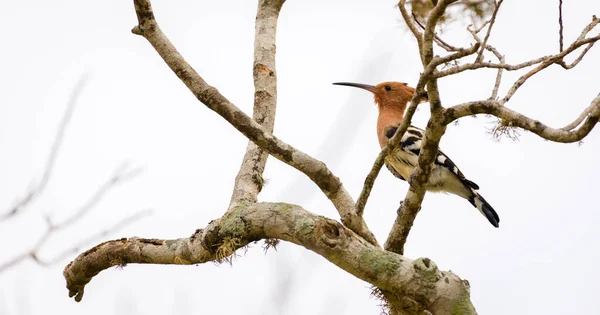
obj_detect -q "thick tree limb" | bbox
[130,0,377,245]
[63,202,475,314]
[229,0,285,208]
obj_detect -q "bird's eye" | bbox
[384,85,391,91]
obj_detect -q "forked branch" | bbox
[228,0,285,208]
[130,0,377,244]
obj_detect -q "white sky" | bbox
[1,0,599,314]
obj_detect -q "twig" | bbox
[559,0,564,52]
[503,33,600,103]
[35,209,152,266]
[422,0,454,65]
[475,0,503,63]
[0,165,146,272]
[561,96,600,131]
[51,163,143,229]
[467,23,506,99]
[434,21,600,80]
[473,19,491,33]
[558,42,596,69]
[0,75,89,222]
[412,11,459,52]
[131,0,378,246]
[399,0,425,63]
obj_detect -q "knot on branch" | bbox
[319,220,345,248]
[412,257,441,294]
[413,257,438,274]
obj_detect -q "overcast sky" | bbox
[1,1,599,314]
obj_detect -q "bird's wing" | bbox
[385,162,407,181]
[384,125,479,190]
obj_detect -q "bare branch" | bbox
[422,0,453,65]
[430,43,481,68]
[229,0,285,208]
[444,95,600,143]
[1,75,89,222]
[52,163,143,229]
[412,11,460,52]
[131,0,377,245]
[467,22,506,99]
[561,95,600,131]
[558,41,596,69]
[381,2,456,255]
[35,209,152,266]
[399,0,425,61]
[475,0,503,62]
[434,17,600,80]
[473,19,491,34]
[63,202,475,314]
[385,81,447,255]
[503,33,600,103]
[0,164,146,273]
[559,0,564,52]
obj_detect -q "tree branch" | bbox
[382,1,453,256]
[1,75,89,222]
[228,0,285,208]
[130,0,377,245]
[433,16,600,80]
[398,0,425,62]
[385,84,448,255]
[0,164,147,272]
[558,0,564,52]
[503,32,600,103]
[412,11,460,52]
[63,202,475,314]
[444,95,600,143]
[475,0,503,63]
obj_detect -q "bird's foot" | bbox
[408,173,416,186]
[397,201,404,215]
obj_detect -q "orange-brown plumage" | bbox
[370,81,417,148]
[331,81,423,147]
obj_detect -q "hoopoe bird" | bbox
[333,81,500,227]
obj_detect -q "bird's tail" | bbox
[467,190,500,228]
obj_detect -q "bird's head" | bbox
[333,81,427,112]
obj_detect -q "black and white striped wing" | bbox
[384,125,480,190]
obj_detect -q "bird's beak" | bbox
[332,82,376,93]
